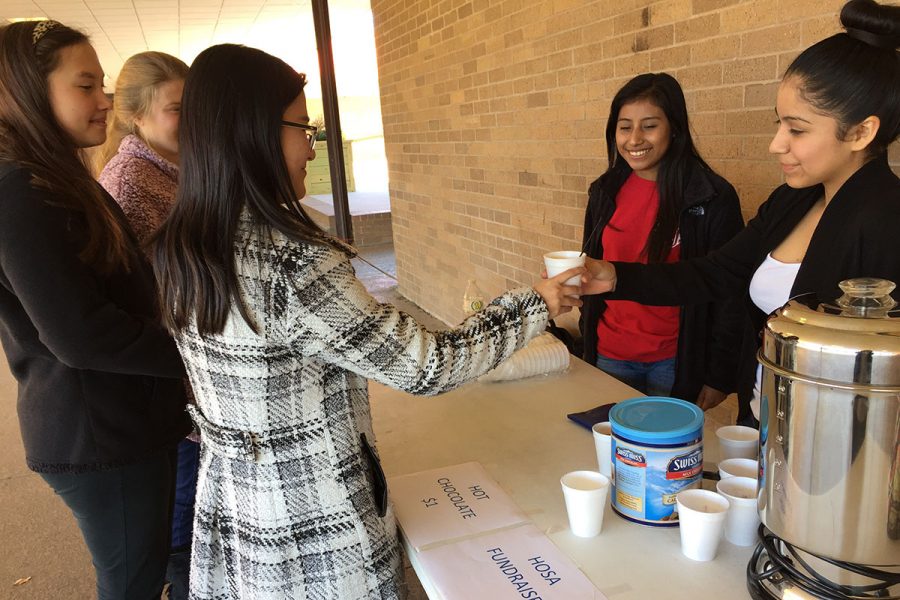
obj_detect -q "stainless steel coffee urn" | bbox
[758,277,900,566]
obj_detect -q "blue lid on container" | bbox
[609,397,704,444]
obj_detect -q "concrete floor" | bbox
[0,242,739,599]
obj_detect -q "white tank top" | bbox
[748,254,801,419]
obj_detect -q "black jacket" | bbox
[612,157,900,422]
[581,165,745,402]
[0,163,190,473]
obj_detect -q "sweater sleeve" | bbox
[699,181,746,394]
[285,247,549,396]
[0,174,184,377]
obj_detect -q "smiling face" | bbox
[769,77,869,202]
[614,98,672,181]
[134,78,184,164]
[280,91,316,199]
[46,42,111,148]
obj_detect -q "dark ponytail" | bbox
[784,0,900,158]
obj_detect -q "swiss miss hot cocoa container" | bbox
[609,397,704,526]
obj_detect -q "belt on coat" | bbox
[186,404,308,463]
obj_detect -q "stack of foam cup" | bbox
[480,333,570,382]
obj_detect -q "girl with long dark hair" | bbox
[152,44,581,599]
[581,73,744,409]
[0,21,189,598]
[584,0,900,427]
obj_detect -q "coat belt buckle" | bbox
[240,431,258,462]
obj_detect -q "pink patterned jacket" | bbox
[98,134,177,252]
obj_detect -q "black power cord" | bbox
[747,526,900,600]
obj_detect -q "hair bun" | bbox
[841,0,900,50]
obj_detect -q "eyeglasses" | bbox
[281,120,317,150]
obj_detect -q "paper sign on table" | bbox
[417,524,607,600]
[388,462,528,550]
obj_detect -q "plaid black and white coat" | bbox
[177,213,549,599]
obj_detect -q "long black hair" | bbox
[784,0,900,159]
[153,44,342,335]
[597,73,713,263]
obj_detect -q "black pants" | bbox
[40,451,176,600]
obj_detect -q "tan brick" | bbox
[802,14,840,46]
[649,0,692,26]
[690,34,740,64]
[743,135,777,159]
[741,23,802,57]
[675,13,720,43]
[689,85,743,111]
[633,24,674,52]
[723,56,778,84]
[726,108,778,135]
[720,0,778,34]
[744,82,779,108]
[548,50,574,70]
[691,111,726,135]
[603,33,636,58]
[676,63,723,88]
[695,135,742,159]
[650,44,691,70]
[776,0,843,23]
[614,52,651,77]
[614,7,651,35]
[778,50,801,77]
[692,0,742,14]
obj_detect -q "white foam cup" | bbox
[718,458,758,480]
[560,470,610,538]
[716,476,760,546]
[716,425,759,460]
[591,422,612,479]
[543,251,586,287]
[675,489,729,561]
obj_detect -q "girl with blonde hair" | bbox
[96,51,188,242]
[95,50,194,600]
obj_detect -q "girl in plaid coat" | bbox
[152,44,583,600]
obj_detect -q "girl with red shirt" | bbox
[580,73,744,408]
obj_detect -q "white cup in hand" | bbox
[543,251,586,287]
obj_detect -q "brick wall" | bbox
[371,0,900,325]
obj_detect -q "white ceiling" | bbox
[1,0,376,94]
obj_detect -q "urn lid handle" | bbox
[834,277,897,318]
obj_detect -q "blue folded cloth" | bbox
[566,403,615,430]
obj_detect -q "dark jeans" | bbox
[40,451,175,600]
[166,438,200,600]
[595,354,676,397]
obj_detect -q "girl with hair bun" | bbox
[0,21,189,598]
[583,0,900,426]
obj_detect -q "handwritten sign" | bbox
[417,524,606,600]
[388,462,528,550]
